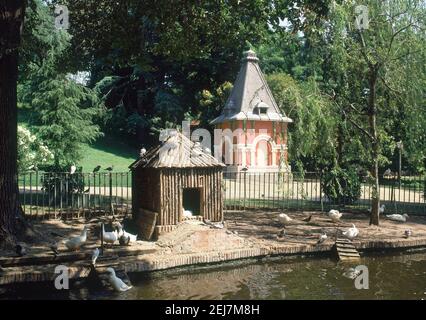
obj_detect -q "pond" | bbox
[2,250,426,300]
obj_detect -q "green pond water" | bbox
[2,250,426,300]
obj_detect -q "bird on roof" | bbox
[93,165,101,173]
[106,267,133,292]
[328,209,342,223]
[386,213,409,222]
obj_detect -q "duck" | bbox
[119,234,131,246]
[183,210,193,218]
[277,213,301,226]
[328,209,342,223]
[102,223,118,244]
[404,229,412,238]
[302,215,313,222]
[277,229,286,239]
[91,248,99,266]
[106,267,133,292]
[64,226,88,251]
[386,213,409,222]
[342,224,359,240]
[117,226,137,243]
[317,233,327,244]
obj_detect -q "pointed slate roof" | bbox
[211,50,293,125]
[130,131,225,169]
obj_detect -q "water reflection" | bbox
[1,251,426,300]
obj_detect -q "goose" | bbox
[117,226,137,243]
[101,223,118,244]
[342,224,359,240]
[64,226,88,251]
[328,209,342,223]
[106,267,133,292]
[386,214,409,222]
[317,233,327,244]
[91,248,99,265]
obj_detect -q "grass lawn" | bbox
[79,134,138,172]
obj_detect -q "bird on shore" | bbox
[368,204,385,214]
[119,234,131,246]
[117,226,137,243]
[15,244,27,257]
[64,226,88,251]
[93,165,101,173]
[102,223,118,244]
[277,213,302,226]
[91,248,99,266]
[317,233,327,244]
[302,215,313,223]
[106,267,133,292]
[386,213,409,223]
[342,224,359,240]
[50,242,59,256]
[404,229,412,239]
[277,229,286,239]
[328,209,342,223]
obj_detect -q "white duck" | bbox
[342,224,359,240]
[386,213,409,222]
[106,267,133,292]
[102,223,118,244]
[277,213,298,226]
[64,226,88,251]
[91,247,99,266]
[183,209,193,218]
[117,226,137,243]
[317,233,327,244]
[328,209,342,223]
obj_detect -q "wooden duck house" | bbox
[130,131,225,239]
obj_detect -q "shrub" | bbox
[322,166,362,205]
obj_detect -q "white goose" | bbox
[386,213,409,222]
[328,209,342,223]
[64,226,88,251]
[117,226,137,243]
[106,267,133,292]
[342,224,359,240]
[102,223,118,244]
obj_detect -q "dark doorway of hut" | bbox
[183,188,202,216]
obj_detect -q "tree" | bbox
[0,0,26,245]
[329,1,425,225]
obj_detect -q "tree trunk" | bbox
[0,0,26,246]
[368,66,380,226]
